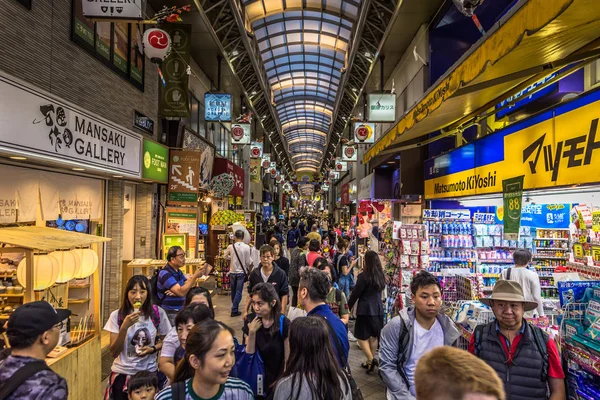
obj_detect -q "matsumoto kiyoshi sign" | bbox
[0,74,142,177]
[424,90,600,199]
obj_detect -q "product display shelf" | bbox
[532,228,571,299]
[425,216,474,273]
[214,232,232,293]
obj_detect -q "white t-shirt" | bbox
[103,307,171,375]
[225,242,252,275]
[404,319,444,397]
[501,267,544,317]
[161,326,180,358]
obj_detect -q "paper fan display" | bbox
[210,173,235,198]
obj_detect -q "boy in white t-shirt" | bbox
[379,271,461,400]
[501,248,544,317]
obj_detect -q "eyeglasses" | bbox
[53,321,64,330]
[176,253,186,258]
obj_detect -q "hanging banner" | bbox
[0,165,38,223]
[212,158,244,197]
[342,144,357,162]
[230,123,250,144]
[341,182,350,205]
[249,158,261,183]
[354,122,375,143]
[367,94,396,122]
[159,24,191,118]
[167,150,201,206]
[39,171,103,220]
[250,141,263,158]
[261,153,271,168]
[182,129,214,190]
[502,175,525,240]
[204,93,232,122]
[335,160,348,172]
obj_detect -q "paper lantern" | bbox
[142,28,171,63]
[72,248,99,278]
[49,250,81,283]
[17,255,60,290]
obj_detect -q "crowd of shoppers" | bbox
[0,217,569,400]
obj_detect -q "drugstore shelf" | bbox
[478,260,514,264]
[534,247,569,251]
[534,237,569,241]
[532,256,568,260]
[430,258,477,262]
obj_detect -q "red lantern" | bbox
[143,28,171,63]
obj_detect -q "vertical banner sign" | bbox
[502,175,525,240]
[249,158,261,183]
[159,24,191,118]
[168,150,201,205]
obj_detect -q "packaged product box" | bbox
[558,281,600,307]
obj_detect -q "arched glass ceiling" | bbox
[244,0,361,171]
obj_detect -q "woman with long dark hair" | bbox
[348,250,386,374]
[104,275,172,399]
[270,238,290,277]
[243,283,291,399]
[274,316,351,399]
[155,320,253,399]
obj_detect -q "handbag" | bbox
[233,342,266,396]
[322,317,364,400]
[233,243,250,282]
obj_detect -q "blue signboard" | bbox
[494,203,571,228]
[263,204,272,221]
[496,72,558,118]
[204,93,232,122]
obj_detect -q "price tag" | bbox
[574,243,584,259]
[592,245,600,263]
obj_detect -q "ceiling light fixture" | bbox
[72,168,85,171]
[232,49,239,56]
[113,175,123,178]
[9,156,27,160]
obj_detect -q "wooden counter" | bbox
[48,335,101,400]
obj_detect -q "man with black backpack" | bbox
[0,301,70,400]
[379,271,460,400]
[469,280,566,400]
[286,221,300,253]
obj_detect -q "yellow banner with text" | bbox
[425,99,600,199]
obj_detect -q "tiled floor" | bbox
[213,288,388,400]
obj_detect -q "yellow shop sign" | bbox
[425,92,600,199]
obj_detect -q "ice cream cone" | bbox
[133,301,142,312]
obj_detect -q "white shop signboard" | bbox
[358,173,374,200]
[0,73,142,178]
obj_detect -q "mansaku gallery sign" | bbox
[0,73,142,177]
[424,90,600,199]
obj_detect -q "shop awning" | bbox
[0,226,110,252]
[364,0,600,163]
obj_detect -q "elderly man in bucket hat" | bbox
[468,280,565,400]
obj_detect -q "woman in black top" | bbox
[270,239,290,277]
[347,250,386,374]
[243,283,291,399]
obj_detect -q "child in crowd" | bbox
[127,371,158,400]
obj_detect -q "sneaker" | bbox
[230,311,242,317]
[348,331,358,342]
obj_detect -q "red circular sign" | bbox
[147,30,169,49]
[344,146,355,158]
[251,147,261,157]
[262,160,270,168]
[231,126,244,141]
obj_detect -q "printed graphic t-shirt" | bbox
[155,377,253,400]
[103,307,171,375]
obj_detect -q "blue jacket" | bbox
[308,304,349,367]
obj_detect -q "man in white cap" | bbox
[469,280,565,400]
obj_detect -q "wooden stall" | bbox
[0,226,110,400]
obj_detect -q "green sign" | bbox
[142,139,169,183]
[162,233,188,260]
[159,24,191,118]
[502,175,525,240]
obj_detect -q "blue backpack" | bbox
[287,228,299,248]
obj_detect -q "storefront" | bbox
[413,89,600,393]
[0,70,154,397]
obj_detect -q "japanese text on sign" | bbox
[422,209,471,220]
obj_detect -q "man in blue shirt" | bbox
[299,267,349,367]
[158,246,210,324]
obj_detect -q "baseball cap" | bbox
[6,301,71,338]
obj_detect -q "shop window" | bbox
[185,93,208,139]
[71,0,144,91]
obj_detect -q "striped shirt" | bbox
[157,264,187,311]
[155,377,254,400]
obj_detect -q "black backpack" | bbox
[287,228,299,248]
[150,268,162,305]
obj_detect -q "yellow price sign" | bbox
[592,245,600,262]
[573,243,584,259]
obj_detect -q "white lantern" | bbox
[142,28,171,63]
[49,251,81,283]
[17,255,60,291]
[72,248,99,279]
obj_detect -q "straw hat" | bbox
[479,280,538,312]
